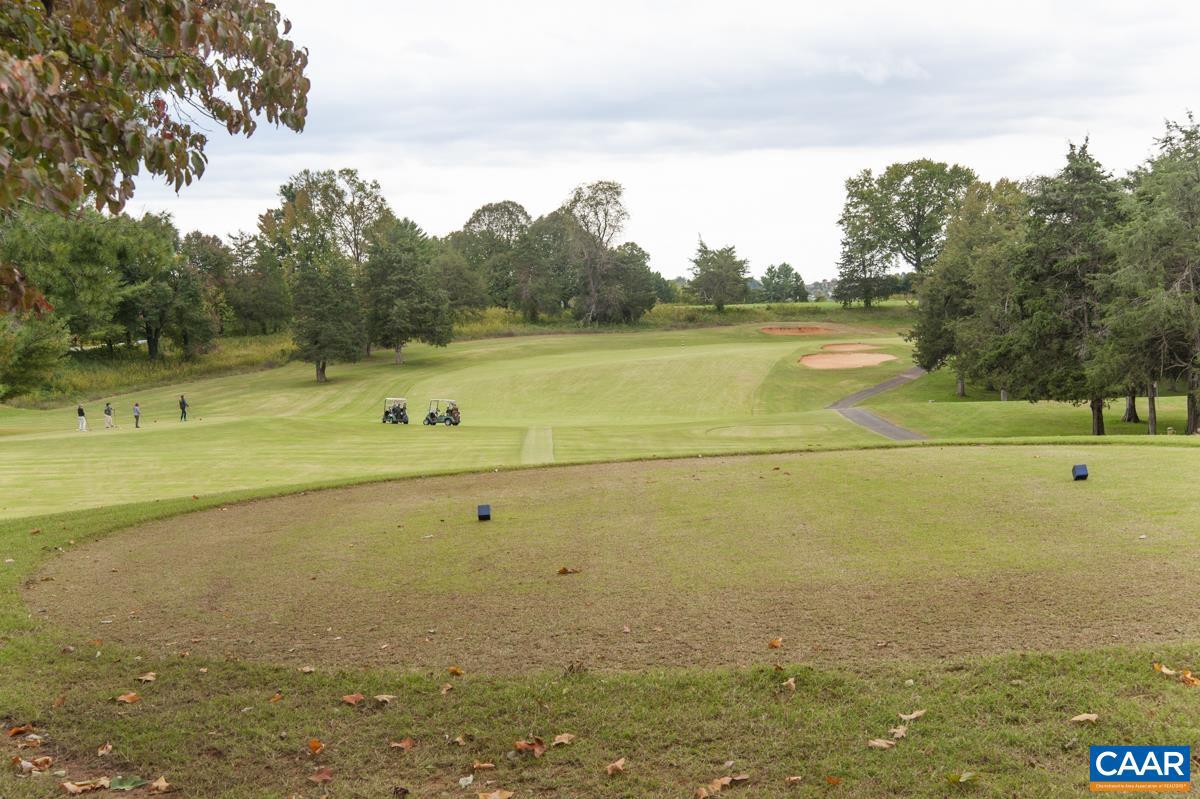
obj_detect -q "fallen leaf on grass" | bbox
[5,724,33,737]
[478,791,513,799]
[374,694,397,704]
[440,683,454,695]
[1181,671,1200,687]
[946,771,979,784]
[308,767,334,784]
[459,774,475,788]
[448,666,465,676]
[889,725,907,739]
[298,666,316,674]
[514,737,547,757]
[1070,713,1099,724]
[451,734,468,746]
[867,739,896,750]
[308,738,325,756]
[606,757,626,775]
[898,709,926,721]
[552,733,576,746]
[116,692,140,704]
[60,777,110,794]
[52,696,66,708]
[473,761,495,770]
[768,637,783,649]
[109,775,149,791]
[1154,662,1177,676]
[825,776,842,785]
[341,693,365,706]
[785,775,803,784]
[389,737,416,751]
[137,672,156,683]
[782,677,796,691]
[97,742,113,756]
[269,691,283,703]
[149,776,171,793]
[557,567,581,575]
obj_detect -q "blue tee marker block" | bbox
[477,504,491,521]
[1072,464,1088,481]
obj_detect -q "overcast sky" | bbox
[132,0,1200,281]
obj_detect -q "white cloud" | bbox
[132,0,1200,279]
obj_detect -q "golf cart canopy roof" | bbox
[385,397,407,405]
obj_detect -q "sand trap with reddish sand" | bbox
[800,352,898,369]
[821,342,881,352]
[759,325,832,336]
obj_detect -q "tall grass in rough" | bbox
[453,301,914,339]
[14,333,295,408]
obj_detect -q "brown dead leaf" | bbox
[97,742,112,756]
[308,738,325,756]
[694,789,709,798]
[269,691,283,703]
[867,738,896,750]
[514,737,547,757]
[149,776,171,794]
[782,677,796,691]
[51,696,65,708]
[785,775,803,784]
[473,761,495,770]
[1154,662,1177,676]
[889,725,907,739]
[116,692,140,704]
[825,775,842,785]
[30,755,53,771]
[374,694,397,704]
[606,757,626,775]
[451,734,468,746]
[477,792,513,799]
[768,637,783,649]
[440,682,454,695]
[137,672,157,683]
[5,724,33,737]
[298,666,316,674]
[557,566,581,575]
[390,737,416,751]
[60,777,110,794]
[552,733,576,746]
[308,767,334,784]
[448,665,465,676]
[731,774,749,784]
[898,709,926,721]
[1070,713,1099,723]
[341,692,365,706]
[1181,670,1200,687]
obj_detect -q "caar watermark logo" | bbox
[1090,746,1191,793]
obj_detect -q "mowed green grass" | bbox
[0,323,914,519]
[4,447,1200,797]
[863,367,1190,438]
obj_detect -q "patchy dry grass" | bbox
[26,446,1200,675]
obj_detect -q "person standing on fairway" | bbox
[76,403,88,432]
[133,402,141,428]
[179,394,189,422]
[103,402,115,429]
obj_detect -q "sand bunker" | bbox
[760,326,831,336]
[800,352,898,369]
[821,343,881,352]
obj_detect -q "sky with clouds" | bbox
[131,0,1200,280]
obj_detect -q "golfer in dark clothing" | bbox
[179,394,189,421]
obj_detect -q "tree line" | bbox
[901,117,1200,435]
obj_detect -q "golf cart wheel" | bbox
[443,417,454,426]
[423,418,432,426]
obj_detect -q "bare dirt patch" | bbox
[26,447,1200,674]
[821,342,882,352]
[759,325,833,336]
[800,352,898,369]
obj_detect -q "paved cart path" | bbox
[828,367,927,441]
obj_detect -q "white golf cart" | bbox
[381,397,409,424]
